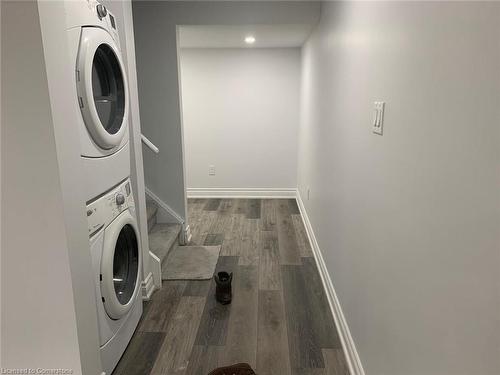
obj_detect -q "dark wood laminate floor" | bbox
[113,199,349,375]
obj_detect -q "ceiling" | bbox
[178,24,315,48]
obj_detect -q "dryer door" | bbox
[77,27,129,150]
[101,210,140,320]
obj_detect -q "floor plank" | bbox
[257,290,291,375]
[209,212,233,234]
[247,199,262,219]
[239,219,260,266]
[291,214,313,257]
[282,265,324,369]
[194,256,238,346]
[292,368,325,375]
[119,199,348,375]
[183,279,211,297]
[185,345,221,375]
[219,266,259,368]
[218,199,234,215]
[204,198,221,211]
[150,296,206,375]
[261,199,277,231]
[187,199,205,218]
[220,215,244,256]
[287,199,300,215]
[276,200,302,265]
[259,231,281,290]
[232,199,249,215]
[138,281,185,332]
[322,349,350,375]
[204,233,225,246]
[302,257,342,349]
[190,210,218,245]
[113,332,165,375]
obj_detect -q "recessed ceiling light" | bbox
[245,36,256,44]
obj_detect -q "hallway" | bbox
[113,199,348,375]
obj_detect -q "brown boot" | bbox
[208,363,256,375]
[214,271,233,305]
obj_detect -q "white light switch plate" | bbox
[373,101,385,135]
[208,165,215,176]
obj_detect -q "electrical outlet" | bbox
[372,101,385,135]
[208,165,215,176]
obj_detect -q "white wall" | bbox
[180,48,300,191]
[2,1,102,373]
[298,2,500,375]
[132,0,320,216]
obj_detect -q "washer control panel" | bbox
[86,179,135,237]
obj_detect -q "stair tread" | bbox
[146,198,158,223]
[148,223,182,263]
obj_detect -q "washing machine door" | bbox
[76,27,129,150]
[101,210,140,320]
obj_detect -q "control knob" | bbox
[115,193,125,206]
[96,4,107,19]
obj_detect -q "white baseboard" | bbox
[186,187,296,198]
[145,187,184,224]
[148,251,162,292]
[295,191,365,375]
[141,271,156,300]
[179,224,192,246]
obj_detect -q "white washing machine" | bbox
[65,0,131,201]
[87,179,142,374]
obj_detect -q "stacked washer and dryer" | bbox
[65,1,142,374]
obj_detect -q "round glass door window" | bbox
[92,44,126,135]
[113,224,139,305]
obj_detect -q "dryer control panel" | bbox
[86,179,135,237]
[65,1,122,49]
[93,1,121,49]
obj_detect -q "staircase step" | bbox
[146,197,158,233]
[148,223,182,264]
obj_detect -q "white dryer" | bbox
[66,0,131,201]
[87,179,142,374]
